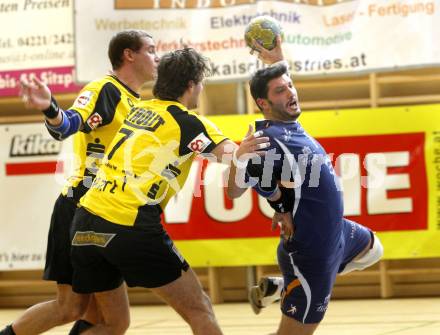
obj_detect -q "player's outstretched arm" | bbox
[210,125,270,199]
[20,77,82,141]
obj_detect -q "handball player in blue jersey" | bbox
[229,59,383,334]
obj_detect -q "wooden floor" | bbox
[0,298,439,334]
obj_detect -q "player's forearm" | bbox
[267,187,281,201]
[42,96,62,126]
[210,140,249,199]
[45,112,63,127]
[44,97,82,141]
[226,156,248,199]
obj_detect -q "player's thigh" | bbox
[150,267,212,317]
[119,230,189,289]
[339,218,372,267]
[277,314,320,335]
[44,194,77,284]
[277,242,337,324]
[71,209,124,294]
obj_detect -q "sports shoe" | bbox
[248,276,283,314]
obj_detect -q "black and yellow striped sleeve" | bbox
[167,105,227,156]
[69,81,121,133]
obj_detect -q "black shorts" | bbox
[43,194,77,285]
[71,207,189,294]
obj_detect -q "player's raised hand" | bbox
[19,76,51,111]
[234,124,270,166]
[250,35,284,65]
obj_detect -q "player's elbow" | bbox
[46,128,65,141]
[226,186,247,199]
[45,109,82,141]
[226,188,237,199]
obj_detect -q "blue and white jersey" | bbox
[246,119,344,259]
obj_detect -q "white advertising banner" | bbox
[0,0,79,97]
[0,123,72,270]
[74,0,440,82]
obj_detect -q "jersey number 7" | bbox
[107,127,134,160]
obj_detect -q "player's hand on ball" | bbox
[251,35,284,65]
[19,76,51,111]
[244,15,284,64]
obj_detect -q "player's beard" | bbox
[268,99,301,122]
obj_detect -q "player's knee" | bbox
[56,297,88,323]
[112,316,130,334]
[355,234,384,270]
[99,313,130,335]
[184,291,216,324]
[57,304,85,323]
[199,291,215,314]
[198,292,216,321]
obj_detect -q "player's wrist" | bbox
[267,187,293,213]
[232,149,249,169]
[270,59,288,68]
[42,96,59,119]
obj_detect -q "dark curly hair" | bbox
[153,48,210,101]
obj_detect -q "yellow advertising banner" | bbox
[169,104,440,266]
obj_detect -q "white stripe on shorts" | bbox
[289,252,312,323]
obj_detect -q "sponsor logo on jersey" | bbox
[73,90,93,108]
[86,112,103,130]
[9,134,61,157]
[124,106,165,131]
[188,132,211,153]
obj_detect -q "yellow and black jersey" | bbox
[80,99,228,228]
[62,75,140,202]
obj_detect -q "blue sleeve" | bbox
[45,109,83,141]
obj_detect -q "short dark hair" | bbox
[108,30,152,70]
[153,48,210,101]
[249,64,288,110]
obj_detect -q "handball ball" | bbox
[244,15,284,51]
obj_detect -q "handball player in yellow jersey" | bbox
[1,30,159,335]
[69,48,269,334]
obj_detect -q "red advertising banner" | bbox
[0,105,439,269]
[171,106,440,265]
[163,133,428,241]
[0,67,81,97]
